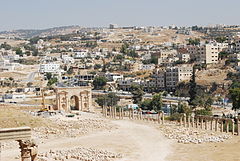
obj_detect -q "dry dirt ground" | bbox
[1,118,172,161]
[1,107,240,161]
[167,137,240,161]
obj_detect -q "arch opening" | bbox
[70,95,79,110]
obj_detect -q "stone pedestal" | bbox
[18,139,38,161]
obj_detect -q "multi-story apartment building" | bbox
[187,43,228,64]
[118,79,141,91]
[141,65,193,92]
[165,65,193,90]
[142,68,166,92]
[229,53,240,61]
[228,38,240,53]
[158,49,178,65]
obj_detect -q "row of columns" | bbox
[179,114,240,135]
[102,107,164,124]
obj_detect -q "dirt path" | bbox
[2,120,172,161]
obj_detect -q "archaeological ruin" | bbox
[55,87,93,112]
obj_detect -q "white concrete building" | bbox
[105,73,123,82]
[39,63,60,73]
[139,64,155,70]
[62,55,75,64]
[74,51,88,58]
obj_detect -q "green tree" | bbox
[96,92,120,107]
[113,54,124,62]
[150,93,163,111]
[29,37,40,44]
[130,84,144,104]
[67,67,74,75]
[127,49,138,58]
[187,38,200,45]
[15,48,23,56]
[93,76,107,90]
[0,42,11,50]
[94,64,102,69]
[139,99,152,110]
[191,94,213,110]
[120,42,129,54]
[46,73,52,80]
[229,88,240,111]
[195,109,212,116]
[215,36,227,43]
[47,77,58,86]
[177,102,192,115]
[189,66,197,105]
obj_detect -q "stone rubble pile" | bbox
[38,147,122,161]
[33,117,116,139]
[159,124,232,144]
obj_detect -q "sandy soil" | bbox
[2,119,172,161]
[167,137,240,161]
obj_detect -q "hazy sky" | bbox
[0,0,239,31]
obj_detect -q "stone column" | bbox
[210,119,213,131]
[129,109,131,119]
[191,116,195,128]
[114,107,117,119]
[205,119,208,130]
[132,109,134,120]
[196,117,199,128]
[237,118,240,136]
[180,116,182,126]
[215,119,218,132]
[139,109,142,120]
[122,108,124,119]
[80,94,83,111]
[105,107,108,117]
[110,107,113,118]
[158,112,161,124]
[187,115,191,127]
[160,111,164,124]
[226,120,229,133]
[232,119,235,135]
[183,114,187,127]
[200,118,204,129]
[102,106,104,116]
[56,92,59,110]
[118,107,121,119]
[220,120,224,132]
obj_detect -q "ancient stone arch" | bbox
[55,87,93,112]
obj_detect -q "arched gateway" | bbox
[55,86,93,112]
